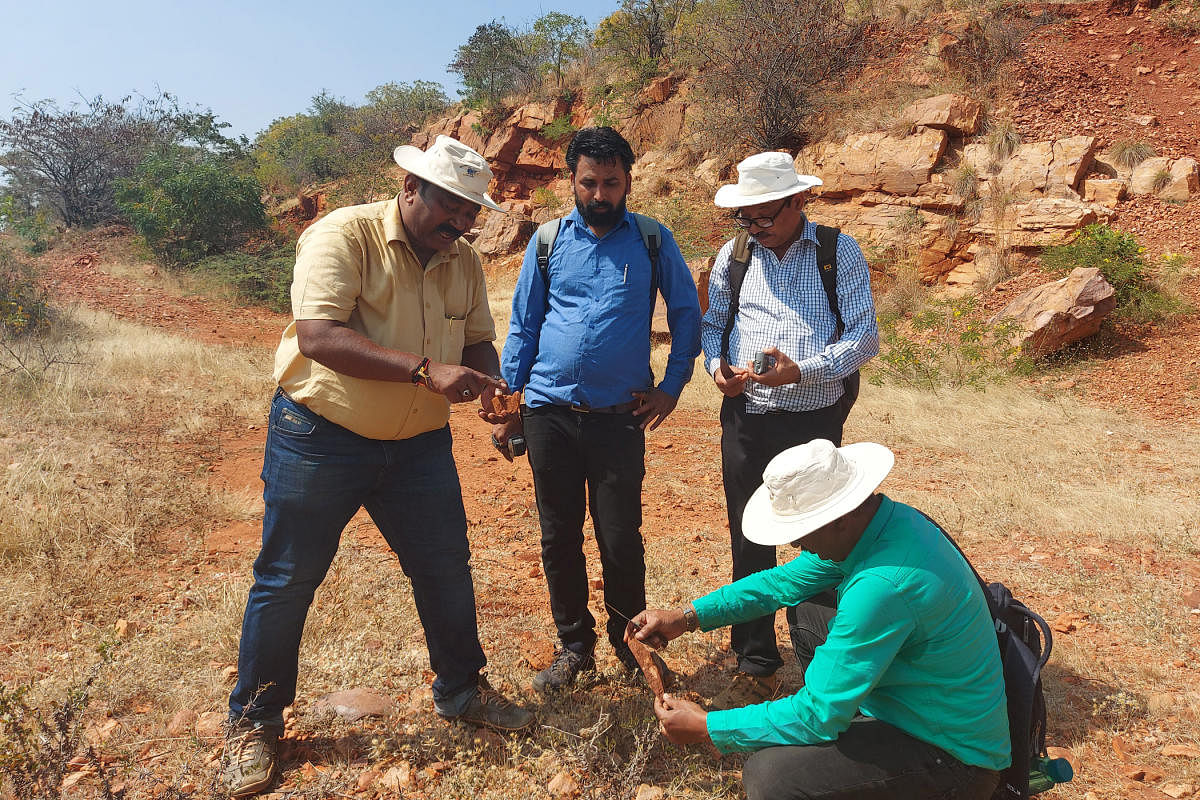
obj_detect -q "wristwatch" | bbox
[411,357,432,389]
[682,605,699,632]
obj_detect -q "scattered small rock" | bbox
[114,619,136,640]
[1161,782,1195,799]
[1163,744,1200,758]
[166,709,198,736]
[221,665,238,683]
[635,785,667,800]
[548,771,580,798]
[313,688,395,722]
[376,762,414,792]
[195,711,225,739]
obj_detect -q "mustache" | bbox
[586,201,613,212]
[436,223,465,239]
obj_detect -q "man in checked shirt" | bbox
[701,151,879,709]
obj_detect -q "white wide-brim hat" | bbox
[743,440,894,546]
[393,134,504,212]
[714,151,823,209]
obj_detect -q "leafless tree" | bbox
[678,0,869,152]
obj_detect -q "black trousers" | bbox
[739,614,1000,800]
[720,395,850,676]
[522,405,646,652]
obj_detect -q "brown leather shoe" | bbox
[710,672,781,710]
[222,720,280,797]
[440,676,535,733]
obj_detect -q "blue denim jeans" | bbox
[228,390,486,723]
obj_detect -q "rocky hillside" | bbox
[404,0,1200,299]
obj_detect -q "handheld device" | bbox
[752,350,774,375]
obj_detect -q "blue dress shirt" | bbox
[502,208,701,408]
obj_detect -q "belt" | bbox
[566,399,642,415]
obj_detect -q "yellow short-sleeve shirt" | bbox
[273,196,496,440]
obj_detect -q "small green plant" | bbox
[1108,139,1155,170]
[985,119,1021,163]
[1091,690,1146,733]
[531,186,562,211]
[0,196,55,255]
[1150,168,1172,193]
[0,241,52,339]
[540,115,578,141]
[1041,224,1191,323]
[870,297,1031,391]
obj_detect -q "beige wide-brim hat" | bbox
[742,440,894,546]
[393,134,504,212]
[714,151,823,209]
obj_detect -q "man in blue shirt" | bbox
[701,152,880,708]
[629,439,1009,800]
[493,126,701,691]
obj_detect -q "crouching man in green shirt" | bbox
[628,439,1010,800]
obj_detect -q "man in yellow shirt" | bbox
[223,136,533,798]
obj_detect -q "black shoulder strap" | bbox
[815,224,843,335]
[535,218,563,291]
[721,230,753,363]
[632,212,662,316]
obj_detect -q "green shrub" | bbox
[116,147,267,264]
[0,196,56,254]
[870,297,1031,391]
[541,115,578,141]
[532,186,562,210]
[0,241,52,339]
[1040,224,1191,322]
[191,239,296,312]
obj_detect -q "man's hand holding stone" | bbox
[745,346,800,387]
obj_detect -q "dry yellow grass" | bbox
[3,274,1199,799]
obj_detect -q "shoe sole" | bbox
[228,765,277,798]
[437,712,535,733]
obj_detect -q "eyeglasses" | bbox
[731,199,790,229]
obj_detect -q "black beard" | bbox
[576,194,626,229]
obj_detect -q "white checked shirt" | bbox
[701,218,879,413]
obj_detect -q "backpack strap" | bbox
[721,230,753,363]
[535,218,563,291]
[631,212,662,316]
[815,224,843,334]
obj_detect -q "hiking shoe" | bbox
[441,676,534,733]
[222,720,280,798]
[710,672,780,710]
[532,644,595,693]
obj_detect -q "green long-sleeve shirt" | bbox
[695,496,1011,771]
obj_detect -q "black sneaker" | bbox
[532,644,595,692]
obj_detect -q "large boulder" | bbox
[961,136,1096,198]
[1130,156,1199,200]
[989,267,1116,357]
[803,128,948,196]
[1082,178,1128,205]
[903,94,982,135]
[516,136,565,173]
[971,197,1103,247]
[473,204,535,256]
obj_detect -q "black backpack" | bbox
[920,512,1064,799]
[720,223,860,409]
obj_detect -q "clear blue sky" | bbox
[1,0,619,140]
